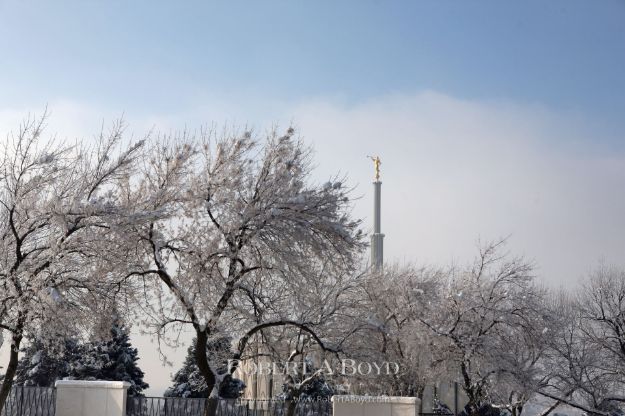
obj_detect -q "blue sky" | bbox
[2,0,625,395]
[1,0,624,124]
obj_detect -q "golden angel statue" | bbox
[367,155,381,181]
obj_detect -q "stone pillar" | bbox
[332,395,420,416]
[55,380,130,416]
[371,180,385,272]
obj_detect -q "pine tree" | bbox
[165,337,245,399]
[15,338,81,387]
[68,319,149,397]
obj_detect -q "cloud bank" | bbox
[2,92,623,285]
[287,92,625,286]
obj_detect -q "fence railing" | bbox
[0,386,440,416]
[1,386,56,416]
[0,387,333,416]
[125,397,332,416]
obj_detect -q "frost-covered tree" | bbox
[538,267,625,416]
[67,318,149,396]
[486,303,555,416]
[415,241,547,416]
[537,292,604,416]
[277,333,338,416]
[579,266,625,378]
[0,115,144,412]
[120,129,365,415]
[349,245,550,414]
[165,337,244,399]
[352,264,444,397]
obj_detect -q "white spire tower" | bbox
[368,156,384,272]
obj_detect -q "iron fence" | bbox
[0,385,466,416]
[126,397,332,416]
[0,387,56,416]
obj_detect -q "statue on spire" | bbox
[367,155,381,181]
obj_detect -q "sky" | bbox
[1,0,624,396]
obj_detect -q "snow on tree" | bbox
[14,317,148,396]
[411,240,547,416]
[275,333,339,416]
[347,243,552,414]
[66,317,149,396]
[15,343,56,387]
[165,337,244,399]
[0,115,145,412]
[579,265,625,380]
[351,264,444,397]
[485,296,555,416]
[347,248,625,416]
[117,129,365,415]
[537,267,625,416]
[15,337,81,387]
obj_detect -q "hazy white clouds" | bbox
[0,100,117,143]
[2,91,623,286]
[285,91,625,286]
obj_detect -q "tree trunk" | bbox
[285,399,297,416]
[466,401,480,416]
[460,361,480,416]
[0,332,22,414]
[196,329,219,416]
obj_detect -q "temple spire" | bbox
[368,156,384,272]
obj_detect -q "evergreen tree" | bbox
[16,320,149,396]
[165,337,245,399]
[15,338,81,387]
[68,319,149,397]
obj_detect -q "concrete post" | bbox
[55,380,130,416]
[332,395,421,416]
